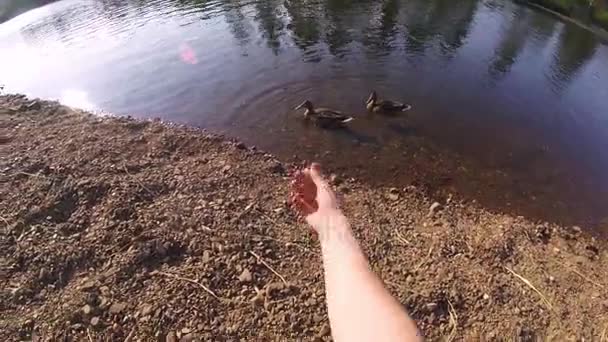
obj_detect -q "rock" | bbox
[426,302,438,311]
[90,317,101,327]
[316,323,330,338]
[109,302,127,314]
[79,280,96,291]
[313,313,324,323]
[166,331,177,342]
[38,268,49,281]
[222,165,232,172]
[202,250,211,263]
[180,333,195,342]
[26,100,41,110]
[140,304,154,316]
[482,293,490,300]
[238,269,253,283]
[82,305,93,315]
[181,328,191,334]
[268,162,285,175]
[330,174,342,185]
[235,142,246,149]
[428,202,442,216]
[387,189,400,201]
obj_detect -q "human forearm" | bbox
[319,213,421,342]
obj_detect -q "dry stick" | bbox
[86,328,94,342]
[446,299,458,342]
[122,164,156,197]
[504,266,553,310]
[235,201,257,222]
[560,263,605,288]
[150,270,221,301]
[394,230,411,245]
[250,251,287,285]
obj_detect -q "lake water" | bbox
[1,0,607,233]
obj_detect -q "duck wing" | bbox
[316,108,354,122]
[378,100,412,112]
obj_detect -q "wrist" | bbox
[316,210,353,245]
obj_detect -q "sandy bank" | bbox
[0,94,606,340]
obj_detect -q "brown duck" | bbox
[294,100,354,128]
[366,91,412,113]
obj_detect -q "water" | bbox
[1,0,608,233]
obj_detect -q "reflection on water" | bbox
[1,0,608,234]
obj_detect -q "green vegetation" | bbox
[526,0,608,31]
[592,9,608,29]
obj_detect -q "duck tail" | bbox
[342,117,354,123]
[401,104,412,112]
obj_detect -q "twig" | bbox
[504,266,553,310]
[446,299,458,342]
[560,263,605,288]
[122,164,156,197]
[86,328,93,342]
[414,245,434,272]
[0,216,9,234]
[394,230,410,245]
[150,270,221,301]
[235,202,256,222]
[600,324,607,342]
[250,251,287,285]
[124,326,136,342]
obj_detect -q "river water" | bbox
[1,0,607,233]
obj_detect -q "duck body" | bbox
[366,91,412,114]
[295,100,354,129]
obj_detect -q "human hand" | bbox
[291,163,346,237]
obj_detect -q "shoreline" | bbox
[1,94,606,340]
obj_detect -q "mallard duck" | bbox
[366,91,412,113]
[294,100,354,128]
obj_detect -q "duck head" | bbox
[295,100,315,117]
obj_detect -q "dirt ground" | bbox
[0,94,607,341]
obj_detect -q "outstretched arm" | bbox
[292,164,422,342]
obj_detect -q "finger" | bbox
[307,163,328,188]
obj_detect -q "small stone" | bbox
[548,276,555,283]
[26,100,41,110]
[82,305,93,315]
[428,202,441,216]
[109,302,127,314]
[482,293,490,300]
[79,280,96,291]
[222,165,232,172]
[180,333,195,342]
[235,142,246,149]
[426,302,438,311]
[317,323,330,338]
[90,317,101,327]
[572,226,582,233]
[38,268,49,281]
[313,313,324,323]
[181,327,191,334]
[140,304,154,316]
[238,269,253,283]
[387,192,399,201]
[166,331,177,342]
[405,275,414,284]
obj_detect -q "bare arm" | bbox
[292,164,421,342]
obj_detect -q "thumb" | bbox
[308,163,328,187]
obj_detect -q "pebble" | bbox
[202,250,211,263]
[140,304,154,316]
[482,293,490,300]
[109,302,127,314]
[166,331,177,342]
[428,202,441,216]
[90,317,101,327]
[82,304,93,315]
[238,268,253,283]
[316,323,330,338]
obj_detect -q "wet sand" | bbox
[0,95,606,340]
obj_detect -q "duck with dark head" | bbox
[294,100,354,129]
[366,91,412,113]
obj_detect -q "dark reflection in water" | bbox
[1,0,608,234]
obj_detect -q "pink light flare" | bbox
[179,43,198,65]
